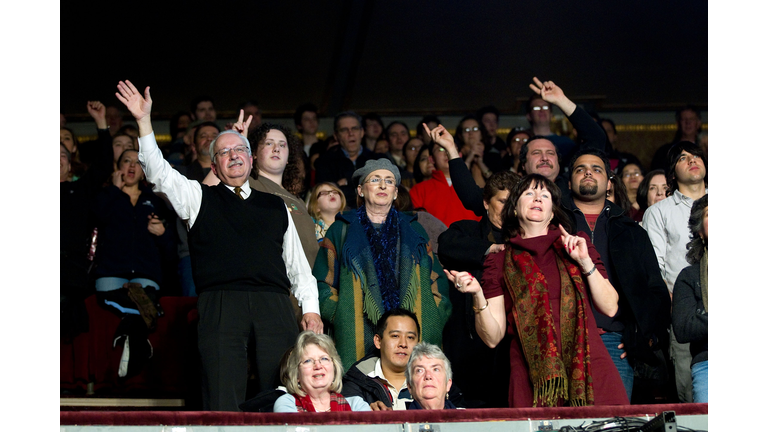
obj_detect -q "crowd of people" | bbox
[60,77,708,412]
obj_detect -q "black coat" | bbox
[563,197,671,364]
[341,353,466,409]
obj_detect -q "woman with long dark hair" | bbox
[444,174,627,407]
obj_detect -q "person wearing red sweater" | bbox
[409,141,481,227]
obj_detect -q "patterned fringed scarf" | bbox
[294,392,352,412]
[358,205,401,312]
[502,241,594,407]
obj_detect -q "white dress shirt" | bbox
[137,132,319,315]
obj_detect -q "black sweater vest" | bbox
[188,183,291,294]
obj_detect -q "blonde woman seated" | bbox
[274,331,371,412]
[308,182,346,241]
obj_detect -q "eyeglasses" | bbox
[512,137,529,144]
[318,190,340,197]
[215,145,249,159]
[300,356,332,368]
[337,126,362,135]
[366,177,396,187]
[462,127,480,133]
[622,172,642,178]
[531,106,550,111]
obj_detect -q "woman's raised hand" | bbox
[558,224,591,270]
[111,170,125,189]
[115,80,152,122]
[444,269,481,295]
[229,109,253,136]
[423,123,459,156]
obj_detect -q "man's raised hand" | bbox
[528,77,576,116]
[115,80,152,122]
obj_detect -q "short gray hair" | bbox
[405,342,453,389]
[209,130,251,161]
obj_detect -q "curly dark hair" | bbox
[685,194,707,264]
[248,122,305,197]
[501,173,572,240]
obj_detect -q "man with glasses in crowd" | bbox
[314,111,386,208]
[525,90,577,164]
[115,80,322,412]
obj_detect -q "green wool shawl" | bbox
[315,210,452,371]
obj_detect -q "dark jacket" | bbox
[93,184,176,285]
[341,354,397,408]
[436,216,510,408]
[672,262,708,367]
[341,352,466,409]
[562,195,671,364]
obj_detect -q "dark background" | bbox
[60,0,707,119]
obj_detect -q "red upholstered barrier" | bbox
[60,295,199,397]
[60,403,708,426]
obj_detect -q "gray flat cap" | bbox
[352,158,401,187]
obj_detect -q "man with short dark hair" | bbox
[185,121,221,180]
[314,111,385,208]
[116,80,322,411]
[362,113,384,151]
[341,308,420,411]
[477,105,505,154]
[191,96,217,122]
[385,121,410,170]
[294,103,319,156]
[562,147,671,402]
[642,141,707,403]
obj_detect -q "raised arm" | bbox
[79,101,116,192]
[529,77,606,151]
[424,123,485,216]
[115,80,153,137]
[115,80,203,225]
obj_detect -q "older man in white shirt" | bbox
[116,80,322,411]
